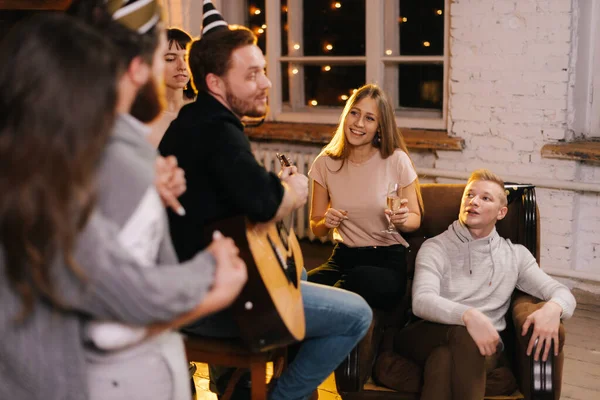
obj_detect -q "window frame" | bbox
[226,0,450,130]
[572,0,600,138]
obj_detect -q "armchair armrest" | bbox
[511,291,565,400]
[335,309,387,393]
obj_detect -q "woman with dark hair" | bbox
[0,13,116,400]
[0,12,245,400]
[308,84,424,310]
[65,1,247,399]
[148,27,196,147]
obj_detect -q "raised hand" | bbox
[155,155,187,216]
[280,166,309,209]
[385,198,409,228]
[324,208,348,229]
[206,231,248,308]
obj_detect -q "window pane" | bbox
[247,0,288,55]
[248,1,266,53]
[304,65,365,107]
[281,63,290,104]
[398,64,443,110]
[281,0,288,55]
[302,0,365,56]
[398,0,444,56]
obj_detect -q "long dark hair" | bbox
[0,14,119,320]
[167,27,195,100]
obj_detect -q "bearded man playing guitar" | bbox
[158,3,372,400]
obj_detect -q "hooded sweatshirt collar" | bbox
[449,220,501,283]
[451,220,498,248]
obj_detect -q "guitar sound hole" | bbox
[286,257,298,288]
[276,221,289,248]
[267,235,298,288]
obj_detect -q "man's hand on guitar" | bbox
[280,168,309,210]
[206,231,248,308]
[278,165,297,179]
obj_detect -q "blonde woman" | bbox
[308,84,424,310]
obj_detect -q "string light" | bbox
[254,9,261,15]
[323,65,331,72]
[325,43,333,51]
[309,100,318,106]
[340,94,349,101]
[437,9,443,15]
[261,24,267,29]
[385,49,393,55]
[282,5,288,12]
[400,17,408,23]
[352,89,358,94]
[293,44,301,50]
[292,68,299,75]
[257,28,264,34]
[423,41,431,47]
[334,2,341,8]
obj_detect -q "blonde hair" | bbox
[467,169,507,205]
[321,83,424,215]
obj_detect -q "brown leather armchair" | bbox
[334,183,564,400]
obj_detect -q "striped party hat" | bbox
[201,0,228,36]
[105,0,162,34]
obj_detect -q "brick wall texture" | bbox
[441,0,599,280]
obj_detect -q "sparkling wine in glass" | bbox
[382,183,402,234]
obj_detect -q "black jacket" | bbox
[159,92,284,261]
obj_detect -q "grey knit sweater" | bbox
[0,189,216,397]
[412,220,576,330]
[85,114,178,349]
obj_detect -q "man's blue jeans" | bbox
[183,280,373,400]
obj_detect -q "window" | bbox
[572,0,600,138]
[227,0,449,129]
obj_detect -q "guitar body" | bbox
[204,215,305,352]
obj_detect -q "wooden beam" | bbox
[0,0,72,10]
[402,129,465,151]
[541,141,600,163]
[245,122,464,151]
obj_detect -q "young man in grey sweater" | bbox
[394,169,576,400]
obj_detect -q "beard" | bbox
[129,76,165,123]
[224,81,267,119]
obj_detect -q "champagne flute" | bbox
[381,182,402,234]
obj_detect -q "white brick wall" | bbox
[574,165,600,275]
[163,0,600,284]
[445,0,600,282]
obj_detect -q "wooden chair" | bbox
[184,335,287,400]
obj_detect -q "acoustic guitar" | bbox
[203,154,305,352]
